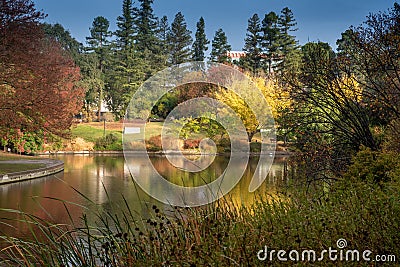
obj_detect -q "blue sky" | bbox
[34,0,395,51]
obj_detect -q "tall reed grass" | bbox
[1,176,399,266]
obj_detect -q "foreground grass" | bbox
[0,176,399,266]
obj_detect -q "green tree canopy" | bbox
[42,23,83,61]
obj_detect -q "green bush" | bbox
[216,137,231,153]
[94,133,122,151]
[344,146,400,183]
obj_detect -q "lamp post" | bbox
[103,118,106,137]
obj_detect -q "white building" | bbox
[226,51,246,62]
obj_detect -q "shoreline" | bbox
[35,150,291,157]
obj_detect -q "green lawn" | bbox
[71,124,122,143]
[71,122,165,143]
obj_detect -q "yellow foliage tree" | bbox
[332,75,363,103]
[215,73,291,142]
[252,75,292,118]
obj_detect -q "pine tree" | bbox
[115,0,135,50]
[241,13,263,75]
[133,0,158,52]
[278,7,298,54]
[106,0,145,119]
[261,12,281,73]
[168,12,193,65]
[133,0,163,76]
[86,16,112,63]
[86,16,112,121]
[277,7,298,71]
[157,15,170,65]
[192,17,209,61]
[209,28,231,63]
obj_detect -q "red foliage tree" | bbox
[0,0,84,148]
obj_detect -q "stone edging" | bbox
[0,159,64,185]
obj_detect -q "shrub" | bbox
[94,133,122,151]
[216,137,231,153]
[344,146,400,183]
[183,139,201,149]
[146,135,162,152]
[146,135,184,152]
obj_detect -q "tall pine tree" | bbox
[241,14,263,75]
[168,12,192,65]
[209,28,231,63]
[261,12,281,73]
[106,0,145,119]
[133,0,163,76]
[115,0,135,50]
[277,7,299,71]
[86,16,112,121]
[134,0,158,52]
[192,17,209,61]
[278,7,298,54]
[157,15,170,66]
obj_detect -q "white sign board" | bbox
[124,127,141,134]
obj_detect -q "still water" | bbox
[0,155,288,239]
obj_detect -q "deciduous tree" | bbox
[0,0,84,151]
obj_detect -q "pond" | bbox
[0,154,289,240]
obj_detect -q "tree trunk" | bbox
[248,131,256,143]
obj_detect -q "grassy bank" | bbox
[69,122,280,153]
[0,176,399,266]
[69,122,164,151]
[71,123,123,143]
